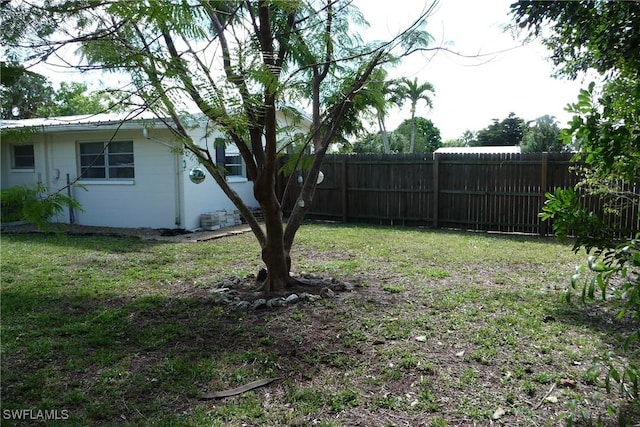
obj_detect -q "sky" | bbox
[354,0,588,140]
[21,0,588,141]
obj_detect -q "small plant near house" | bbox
[0,183,82,229]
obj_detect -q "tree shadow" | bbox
[0,231,166,254]
[0,284,348,425]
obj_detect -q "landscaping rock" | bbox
[285,294,300,304]
[236,301,251,310]
[267,297,286,308]
[251,298,267,309]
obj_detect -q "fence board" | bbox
[280,153,639,236]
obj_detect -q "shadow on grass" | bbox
[306,220,577,247]
[0,286,343,426]
[545,301,640,424]
[0,232,161,254]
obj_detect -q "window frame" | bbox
[78,140,135,181]
[11,144,35,171]
[215,138,247,182]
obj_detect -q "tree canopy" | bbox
[2,0,437,292]
[1,62,121,119]
[394,117,441,153]
[0,62,54,119]
[474,112,526,146]
[395,77,435,153]
[513,1,640,411]
[520,115,565,153]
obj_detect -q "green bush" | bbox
[0,184,82,229]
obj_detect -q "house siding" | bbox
[1,110,308,229]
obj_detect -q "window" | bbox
[224,153,244,177]
[79,141,134,180]
[215,138,245,179]
[12,144,35,169]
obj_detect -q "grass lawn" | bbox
[1,223,638,426]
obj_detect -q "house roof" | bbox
[0,111,161,132]
[434,146,522,154]
[0,107,312,133]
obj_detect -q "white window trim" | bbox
[226,176,248,183]
[78,140,135,181]
[11,144,35,171]
[77,180,135,185]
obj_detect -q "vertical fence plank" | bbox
[279,152,637,236]
[341,156,348,222]
[433,153,440,228]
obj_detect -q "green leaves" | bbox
[0,184,84,231]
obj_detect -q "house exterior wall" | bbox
[1,109,308,229]
[180,126,258,230]
[73,130,178,228]
[1,134,43,189]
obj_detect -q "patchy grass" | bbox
[1,223,639,426]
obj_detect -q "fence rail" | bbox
[280,153,640,236]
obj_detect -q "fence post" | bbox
[540,152,549,236]
[433,153,439,228]
[341,156,348,223]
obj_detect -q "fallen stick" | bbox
[201,377,281,399]
[534,382,557,409]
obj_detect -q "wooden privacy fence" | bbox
[280,152,640,236]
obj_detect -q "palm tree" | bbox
[397,78,435,153]
[365,69,403,153]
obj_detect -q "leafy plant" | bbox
[0,184,83,229]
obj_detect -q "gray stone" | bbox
[252,298,267,309]
[285,294,300,304]
[267,297,286,308]
[236,301,251,310]
[219,279,235,288]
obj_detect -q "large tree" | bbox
[520,114,565,153]
[0,62,54,119]
[393,117,441,153]
[36,81,121,117]
[513,0,640,411]
[2,1,435,292]
[367,70,405,154]
[396,77,435,153]
[475,112,526,146]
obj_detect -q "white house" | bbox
[433,146,522,155]
[1,111,308,230]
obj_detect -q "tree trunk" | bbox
[409,107,417,154]
[378,113,391,153]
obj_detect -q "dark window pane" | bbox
[108,154,134,166]
[109,141,133,154]
[14,145,34,156]
[109,167,134,178]
[13,145,35,168]
[81,167,106,179]
[225,154,243,176]
[80,154,105,167]
[80,142,104,155]
[79,141,134,179]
